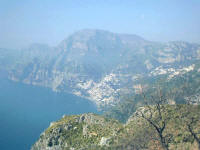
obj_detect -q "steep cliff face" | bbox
[1,29,200,107]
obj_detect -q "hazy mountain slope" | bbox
[1,29,200,107]
[104,62,200,123]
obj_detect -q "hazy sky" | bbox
[0,0,200,49]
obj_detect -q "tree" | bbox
[180,104,200,150]
[187,117,200,150]
[136,88,173,150]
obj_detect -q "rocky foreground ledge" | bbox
[31,105,200,150]
[31,113,123,150]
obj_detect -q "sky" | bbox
[0,0,200,49]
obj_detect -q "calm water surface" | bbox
[0,79,98,150]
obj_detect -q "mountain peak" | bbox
[58,29,146,51]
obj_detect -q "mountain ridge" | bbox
[0,29,200,108]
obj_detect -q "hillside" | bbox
[103,61,200,123]
[1,29,200,108]
[31,104,200,150]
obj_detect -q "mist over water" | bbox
[0,79,98,150]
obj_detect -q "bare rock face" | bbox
[99,137,111,146]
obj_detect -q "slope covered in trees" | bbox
[32,104,200,150]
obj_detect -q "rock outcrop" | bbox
[31,105,200,150]
[31,113,122,150]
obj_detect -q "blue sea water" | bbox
[0,79,98,150]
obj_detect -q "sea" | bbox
[0,79,98,150]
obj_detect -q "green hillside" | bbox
[31,104,200,150]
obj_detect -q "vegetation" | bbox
[179,104,200,150]
[105,65,200,123]
[102,70,200,149]
[32,104,200,150]
[136,89,172,150]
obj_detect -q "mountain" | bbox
[1,29,200,108]
[31,105,200,150]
